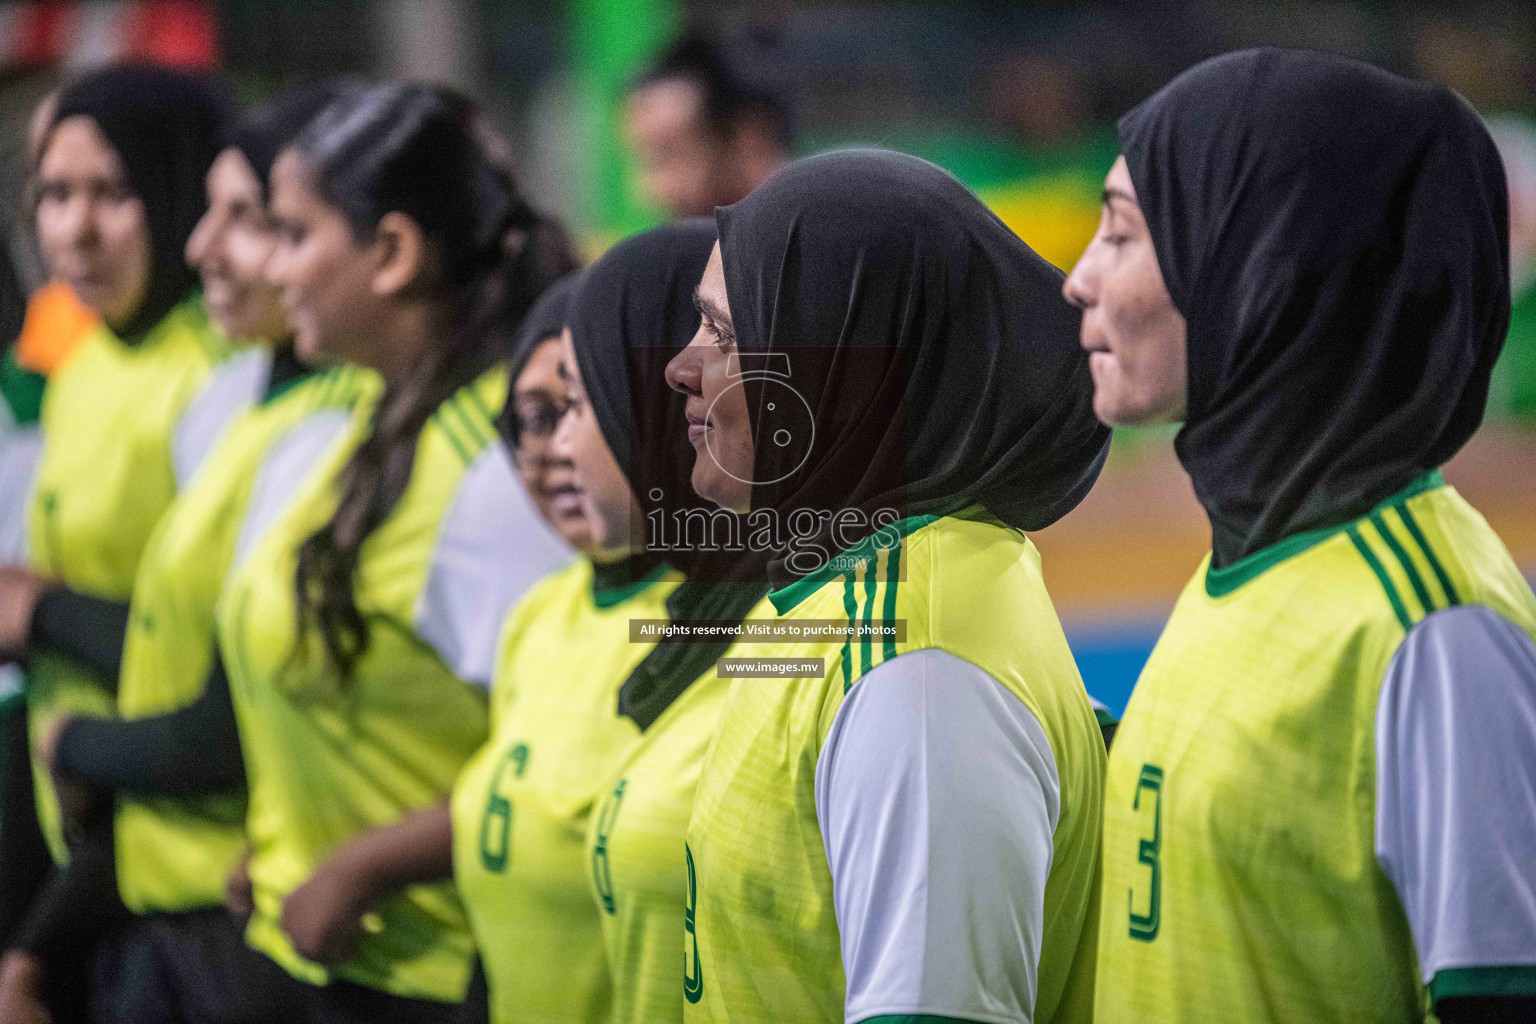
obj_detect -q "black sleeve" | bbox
[28,588,131,688]
[0,697,52,950]
[52,654,244,795]
[1438,997,1536,1024]
[7,811,128,965]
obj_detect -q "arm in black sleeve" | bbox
[7,812,128,965]
[0,698,51,950]
[27,588,130,687]
[52,653,243,795]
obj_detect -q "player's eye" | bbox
[704,316,735,351]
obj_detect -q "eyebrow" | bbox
[1102,187,1137,209]
[692,291,734,334]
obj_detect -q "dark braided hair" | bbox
[289,83,577,679]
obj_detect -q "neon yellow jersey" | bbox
[583,604,770,1024]
[451,558,680,1024]
[26,295,229,862]
[684,510,1105,1024]
[1097,473,1536,1023]
[114,364,378,914]
[221,367,559,1003]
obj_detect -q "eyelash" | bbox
[704,317,735,349]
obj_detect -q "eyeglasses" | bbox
[511,398,568,444]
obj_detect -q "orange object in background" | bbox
[15,281,98,375]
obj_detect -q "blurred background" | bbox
[2,0,1533,712]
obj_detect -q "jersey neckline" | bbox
[592,560,673,609]
[1204,469,1447,598]
[767,513,942,616]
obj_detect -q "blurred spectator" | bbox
[1488,115,1536,420]
[624,30,790,219]
[982,55,1091,150]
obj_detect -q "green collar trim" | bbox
[592,562,671,609]
[260,366,323,407]
[768,514,940,616]
[1429,965,1536,1003]
[1204,470,1446,598]
[0,348,45,426]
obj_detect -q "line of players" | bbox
[0,44,1531,1024]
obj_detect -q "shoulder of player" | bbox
[1199,481,1491,650]
[419,367,509,473]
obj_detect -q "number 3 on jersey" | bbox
[1129,762,1163,942]
[479,743,529,872]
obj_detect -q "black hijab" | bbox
[568,219,762,730]
[1120,49,1510,568]
[51,65,234,342]
[499,270,582,450]
[717,149,1109,583]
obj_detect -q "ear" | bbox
[369,210,427,298]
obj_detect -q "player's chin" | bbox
[1091,370,1158,428]
[691,459,749,514]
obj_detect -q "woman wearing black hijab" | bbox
[0,64,236,1022]
[1063,49,1536,1024]
[451,224,733,1024]
[0,81,380,1024]
[552,220,772,1024]
[664,150,1110,1024]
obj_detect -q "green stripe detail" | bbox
[1346,525,1412,631]
[1369,511,1436,617]
[1205,470,1446,598]
[841,574,857,692]
[769,514,939,615]
[457,393,493,447]
[1393,501,1461,607]
[881,543,901,662]
[432,409,476,467]
[445,394,491,451]
[1430,965,1536,1003]
[461,384,498,434]
[860,558,877,676]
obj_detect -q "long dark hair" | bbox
[290,83,577,679]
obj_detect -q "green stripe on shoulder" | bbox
[460,384,499,435]
[1205,470,1447,598]
[1346,525,1412,631]
[430,408,476,467]
[841,572,858,693]
[1430,965,1536,1003]
[881,542,901,662]
[1368,510,1436,617]
[445,393,492,450]
[1391,500,1461,607]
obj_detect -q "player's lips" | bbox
[686,407,711,444]
[545,477,584,516]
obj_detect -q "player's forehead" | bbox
[37,116,128,185]
[1102,158,1139,212]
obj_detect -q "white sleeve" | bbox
[0,426,41,563]
[173,348,269,487]
[1375,604,1536,997]
[815,647,1060,1024]
[232,408,354,571]
[413,442,570,688]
